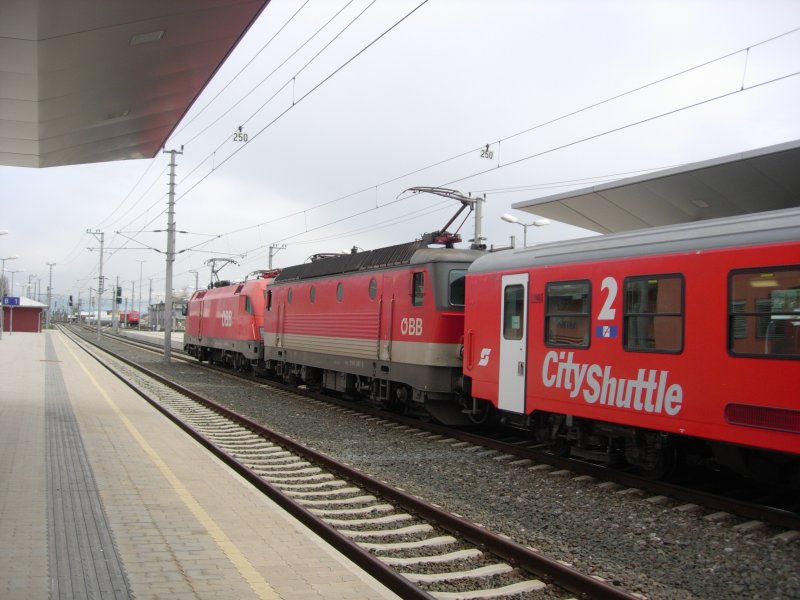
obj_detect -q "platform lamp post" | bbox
[0,255,19,340]
[46,262,56,329]
[500,213,550,247]
[6,268,24,335]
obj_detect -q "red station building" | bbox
[2,297,47,333]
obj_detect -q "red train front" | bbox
[262,241,483,422]
[120,311,140,327]
[464,208,800,483]
[184,271,278,370]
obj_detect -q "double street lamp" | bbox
[501,213,550,247]
[46,262,56,329]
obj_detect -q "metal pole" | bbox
[162,147,182,363]
[87,230,105,340]
[472,194,485,250]
[113,275,119,334]
[8,270,22,333]
[137,259,145,329]
[46,262,55,329]
[148,279,152,330]
[0,256,18,340]
[269,244,286,269]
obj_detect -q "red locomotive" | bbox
[184,271,278,370]
[464,207,799,481]
[261,237,484,423]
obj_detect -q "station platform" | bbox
[115,327,184,349]
[0,331,399,600]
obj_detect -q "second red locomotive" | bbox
[261,238,484,424]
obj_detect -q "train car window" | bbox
[337,282,344,302]
[729,266,800,359]
[287,288,293,304]
[623,275,683,353]
[545,281,590,347]
[245,296,253,314]
[448,270,467,307]
[412,272,424,306]
[503,284,525,340]
[310,286,316,303]
[369,278,378,300]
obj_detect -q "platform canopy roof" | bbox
[511,140,800,233]
[0,0,270,168]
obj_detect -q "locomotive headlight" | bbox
[458,345,464,360]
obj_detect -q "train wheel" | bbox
[467,398,492,424]
[395,384,411,408]
[636,444,677,480]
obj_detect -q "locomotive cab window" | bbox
[623,275,683,353]
[545,281,590,347]
[245,296,254,315]
[503,284,525,340]
[412,272,424,307]
[448,269,466,307]
[729,266,800,359]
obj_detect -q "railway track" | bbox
[78,325,800,535]
[63,326,642,599]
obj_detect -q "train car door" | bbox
[498,273,528,413]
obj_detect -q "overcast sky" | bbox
[2,0,800,312]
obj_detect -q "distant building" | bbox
[149,300,187,331]
[2,296,47,333]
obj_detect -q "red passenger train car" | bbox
[184,271,278,370]
[464,207,800,481]
[262,241,484,423]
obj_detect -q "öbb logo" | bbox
[400,317,423,336]
[221,310,233,327]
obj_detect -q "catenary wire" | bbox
[82,25,799,287]
[180,0,361,147]
[172,0,314,140]
[174,0,431,202]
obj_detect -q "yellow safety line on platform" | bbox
[58,333,281,600]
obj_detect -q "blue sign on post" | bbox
[2,296,20,306]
